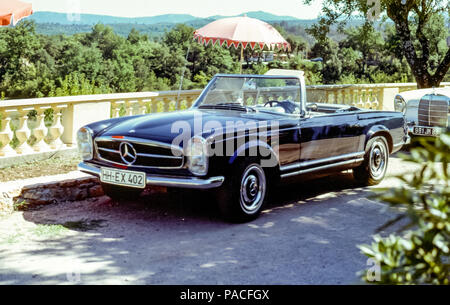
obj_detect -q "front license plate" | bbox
[413,126,439,137]
[100,168,146,189]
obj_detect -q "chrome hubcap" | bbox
[370,141,387,179]
[240,165,266,214]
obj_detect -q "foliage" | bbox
[359,133,450,284]
[303,0,450,88]
[49,72,111,97]
[0,14,446,100]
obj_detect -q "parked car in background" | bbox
[394,88,450,137]
[77,70,409,222]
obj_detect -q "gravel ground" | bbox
[0,155,80,182]
[0,155,420,285]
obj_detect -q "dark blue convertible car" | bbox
[77,70,409,222]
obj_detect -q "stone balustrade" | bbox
[0,90,200,159]
[306,83,426,111]
[1,82,449,160]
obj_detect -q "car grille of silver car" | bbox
[95,137,184,169]
[418,97,449,127]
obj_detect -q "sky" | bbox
[28,0,324,19]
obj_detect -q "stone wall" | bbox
[0,177,104,214]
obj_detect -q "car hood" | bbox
[99,109,289,143]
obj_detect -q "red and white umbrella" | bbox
[194,15,290,73]
[0,0,33,26]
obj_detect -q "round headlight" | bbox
[77,127,93,161]
[186,136,209,176]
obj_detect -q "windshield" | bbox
[197,76,302,115]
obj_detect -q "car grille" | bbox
[418,96,449,127]
[95,137,184,169]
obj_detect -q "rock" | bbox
[59,179,78,188]
[74,189,88,201]
[23,191,41,200]
[89,185,104,197]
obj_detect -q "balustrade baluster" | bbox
[356,90,365,108]
[15,108,34,154]
[32,107,50,152]
[47,106,66,149]
[139,100,149,115]
[111,103,121,118]
[366,89,372,109]
[163,98,170,112]
[185,96,194,109]
[0,112,15,156]
[151,99,159,113]
[375,88,382,110]
[125,101,135,116]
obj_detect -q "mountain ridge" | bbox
[28,11,311,25]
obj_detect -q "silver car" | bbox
[394,88,450,137]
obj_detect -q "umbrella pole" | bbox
[240,45,244,74]
[176,45,190,109]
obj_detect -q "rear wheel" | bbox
[217,160,268,223]
[101,183,142,201]
[353,136,389,186]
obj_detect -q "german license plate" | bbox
[100,168,146,189]
[413,126,439,137]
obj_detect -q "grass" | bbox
[13,200,30,211]
[0,155,81,182]
[33,224,69,237]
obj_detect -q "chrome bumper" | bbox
[78,162,225,190]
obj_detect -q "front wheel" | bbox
[353,136,389,186]
[217,161,268,223]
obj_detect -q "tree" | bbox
[286,35,308,58]
[309,38,343,83]
[0,21,55,98]
[304,0,450,88]
[340,23,385,79]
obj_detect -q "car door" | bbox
[299,112,361,163]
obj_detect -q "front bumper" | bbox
[78,162,225,190]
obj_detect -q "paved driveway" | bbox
[0,156,418,284]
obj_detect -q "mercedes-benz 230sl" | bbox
[77,69,409,222]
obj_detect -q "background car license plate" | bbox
[101,168,146,189]
[413,127,438,136]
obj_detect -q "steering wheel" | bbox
[264,100,299,114]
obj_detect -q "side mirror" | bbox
[308,103,318,112]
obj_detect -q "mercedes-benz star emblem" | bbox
[119,142,138,165]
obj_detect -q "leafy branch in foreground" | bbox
[359,132,450,284]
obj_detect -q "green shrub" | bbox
[359,133,450,284]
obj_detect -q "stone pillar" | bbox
[379,87,400,111]
[61,101,111,146]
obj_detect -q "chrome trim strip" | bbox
[393,135,410,149]
[280,151,365,172]
[98,147,120,154]
[78,162,224,190]
[281,158,364,179]
[393,142,404,149]
[137,153,183,160]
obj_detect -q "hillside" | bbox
[28,11,304,25]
